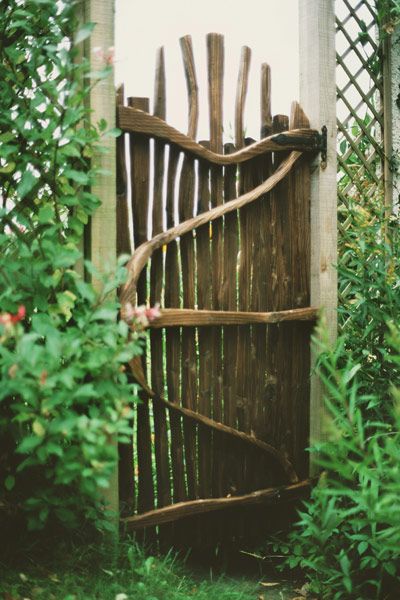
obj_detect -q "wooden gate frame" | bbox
[85,0,337,522]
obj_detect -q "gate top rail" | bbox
[117,105,322,163]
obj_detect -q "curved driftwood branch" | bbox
[117,106,321,164]
[122,479,311,529]
[120,150,302,306]
[127,356,299,484]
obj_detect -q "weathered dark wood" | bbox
[207,32,224,499]
[129,96,154,518]
[222,142,239,499]
[116,84,134,517]
[120,150,302,307]
[150,48,171,511]
[179,35,198,501]
[196,144,213,500]
[117,106,321,162]
[118,33,314,548]
[148,307,317,328]
[123,479,311,529]
[164,143,186,504]
[116,84,131,257]
[235,48,252,499]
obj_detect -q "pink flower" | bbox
[0,305,26,328]
[124,302,161,329]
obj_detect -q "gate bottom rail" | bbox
[122,479,312,530]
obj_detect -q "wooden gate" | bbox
[116,34,323,548]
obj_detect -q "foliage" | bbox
[0,0,140,534]
[0,541,258,600]
[280,187,400,598]
[282,327,400,599]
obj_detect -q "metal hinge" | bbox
[318,125,327,169]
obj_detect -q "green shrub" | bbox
[282,195,400,597]
[0,0,140,534]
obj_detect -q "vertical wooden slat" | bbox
[286,101,311,478]
[116,84,134,517]
[207,32,224,498]
[150,48,171,510]
[221,142,238,497]
[299,0,337,475]
[129,96,154,516]
[165,144,186,504]
[116,84,131,257]
[196,144,212,500]
[235,47,252,498]
[179,36,199,501]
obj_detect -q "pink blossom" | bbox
[124,302,161,329]
[0,305,26,328]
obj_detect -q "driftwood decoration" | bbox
[117,33,315,547]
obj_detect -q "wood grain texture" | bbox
[84,0,118,524]
[116,84,134,517]
[129,96,154,517]
[121,151,303,308]
[116,84,131,257]
[179,34,199,500]
[207,32,224,499]
[150,47,171,510]
[117,106,320,163]
[299,0,337,476]
[123,480,311,529]
[127,357,299,484]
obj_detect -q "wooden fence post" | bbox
[82,0,119,527]
[299,0,337,476]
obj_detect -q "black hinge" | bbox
[318,125,327,168]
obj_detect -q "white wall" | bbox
[115,0,299,140]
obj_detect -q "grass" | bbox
[0,540,262,600]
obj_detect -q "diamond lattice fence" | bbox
[336,0,384,209]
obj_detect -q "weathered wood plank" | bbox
[148,308,317,327]
[117,106,321,162]
[196,144,213,500]
[123,480,311,529]
[150,48,171,510]
[179,34,198,500]
[207,32,224,499]
[129,96,154,516]
[299,0,337,475]
[121,150,303,307]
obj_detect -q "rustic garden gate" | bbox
[115,32,328,548]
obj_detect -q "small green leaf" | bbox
[5,475,15,491]
[18,170,38,199]
[74,22,96,45]
[64,169,89,185]
[38,205,54,223]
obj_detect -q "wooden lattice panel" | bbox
[336,0,384,208]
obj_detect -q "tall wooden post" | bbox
[299,0,337,475]
[83,0,119,525]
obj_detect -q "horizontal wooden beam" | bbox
[149,307,318,328]
[117,106,322,164]
[122,479,311,529]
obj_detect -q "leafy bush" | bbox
[281,193,400,597]
[0,0,140,533]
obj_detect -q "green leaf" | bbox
[5,475,15,491]
[74,22,96,45]
[64,169,89,185]
[17,435,42,454]
[17,170,38,199]
[38,205,54,223]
